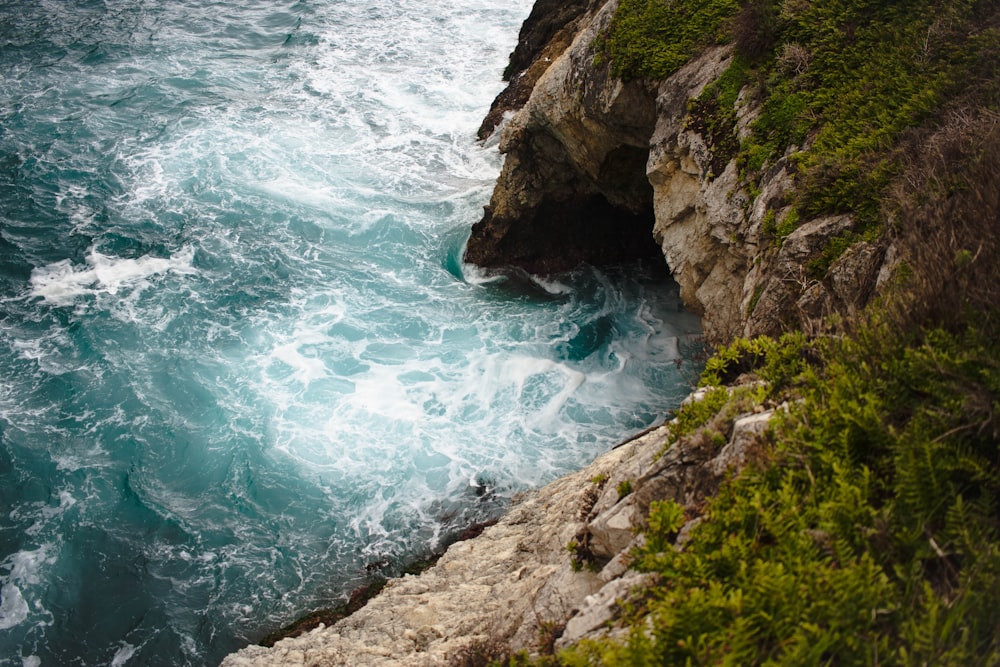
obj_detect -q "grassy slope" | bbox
[610,0,1000,254]
[493,0,1000,664]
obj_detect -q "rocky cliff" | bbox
[223,0,1000,663]
[221,10,776,665]
[223,2,874,663]
[465,0,889,344]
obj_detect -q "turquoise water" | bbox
[0,1,702,664]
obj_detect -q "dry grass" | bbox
[885,106,1000,331]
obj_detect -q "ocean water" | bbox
[0,1,702,664]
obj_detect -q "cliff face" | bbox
[222,2,913,663]
[465,0,889,344]
[464,0,662,276]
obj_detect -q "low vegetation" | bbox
[474,1,1000,663]
[482,116,1000,662]
[563,320,1000,665]
[605,0,1000,249]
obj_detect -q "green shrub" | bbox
[557,318,1000,665]
[607,0,1000,247]
[605,0,740,80]
[668,386,732,439]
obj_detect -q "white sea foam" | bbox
[458,261,508,286]
[110,642,137,666]
[269,343,329,386]
[0,584,29,630]
[29,246,197,306]
[530,275,574,295]
[0,545,56,633]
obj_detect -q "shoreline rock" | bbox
[223,0,899,660]
[464,0,662,275]
[465,0,889,343]
[222,394,773,665]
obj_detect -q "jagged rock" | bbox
[828,241,886,308]
[477,0,597,140]
[646,47,749,343]
[587,496,641,561]
[465,0,895,341]
[464,0,662,275]
[224,0,903,660]
[746,214,854,335]
[223,387,775,666]
[556,571,658,648]
[222,427,651,666]
[711,410,773,476]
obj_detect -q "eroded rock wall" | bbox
[464,0,662,275]
[466,0,889,343]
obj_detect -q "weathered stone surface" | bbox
[478,0,597,140]
[711,410,773,476]
[222,428,654,667]
[223,385,776,666]
[466,0,894,341]
[556,571,658,648]
[464,0,662,275]
[646,46,748,343]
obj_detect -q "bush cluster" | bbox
[556,315,1000,665]
[606,0,1000,245]
[495,4,1000,661]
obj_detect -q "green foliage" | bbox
[616,479,633,499]
[566,538,586,572]
[531,6,1000,664]
[744,0,996,223]
[605,0,740,80]
[686,57,750,176]
[669,386,732,439]
[556,316,1000,665]
[566,536,601,573]
[805,222,881,278]
[608,0,1000,249]
[641,499,686,555]
[775,206,799,239]
[699,331,809,389]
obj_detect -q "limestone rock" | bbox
[221,430,648,666]
[223,384,777,666]
[711,410,773,476]
[556,571,658,648]
[478,0,597,140]
[464,0,662,275]
[465,0,894,341]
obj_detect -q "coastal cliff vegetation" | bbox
[478,0,1000,664]
[607,0,999,235]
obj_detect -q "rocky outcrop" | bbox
[223,390,774,666]
[223,1,902,663]
[464,0,662,275]
[477,0,597,140]
[465,0,890,343]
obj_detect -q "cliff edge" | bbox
[464,0,892,344]
[224,0,1000,662]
